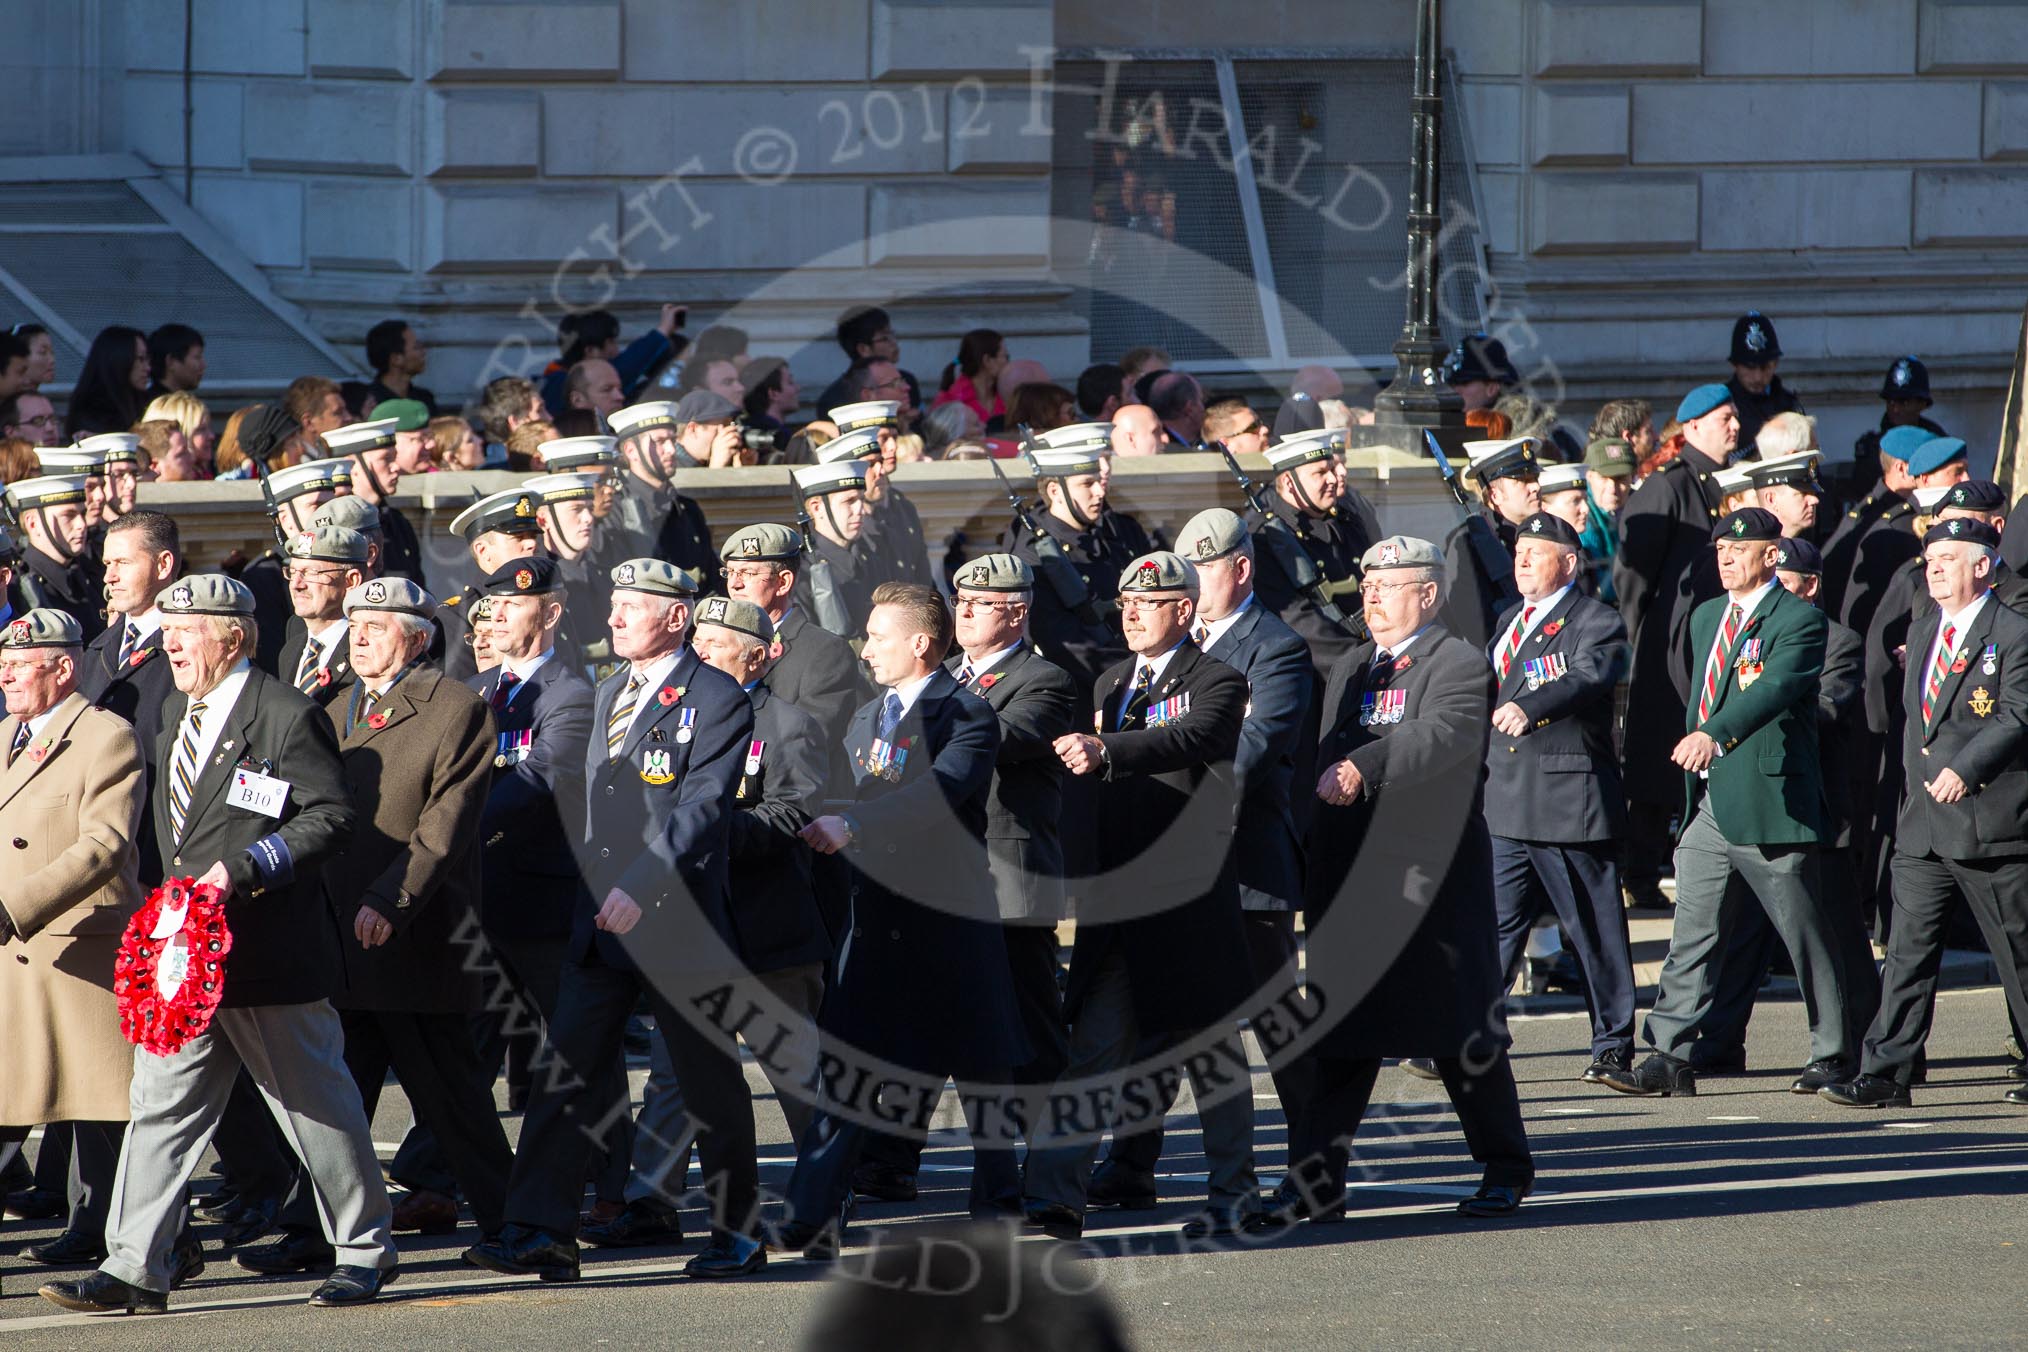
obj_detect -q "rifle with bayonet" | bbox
[1425,428,1516,605]
[996,433,1103,627]
[792,483,855,637]
[1216,439,1367,643]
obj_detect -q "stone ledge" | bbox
[1533,1,1703,78]
[1529,172,1700,254]
[1914,168,2028,245]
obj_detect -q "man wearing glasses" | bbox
[1,391,60,448]
[276,529,369,706]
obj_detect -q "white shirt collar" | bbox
[1133,638,1188,686]
[625,648,681,692]
[958,641,1023,680]
[1197,593,1255,651]
[307,616,348,650]
[884,668,940,722]
[125,606,163,640]
[1938,590,1992,639]
[1375,624,1433,663]
[1724,580,1779,622]
[504,648,555,683]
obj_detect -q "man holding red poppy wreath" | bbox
[0,610,149,1283]
[39,574,391,1315]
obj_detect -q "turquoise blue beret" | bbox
[1675,384,1735,424]
[1877,424,1937,464]
[1907,436,1968,478]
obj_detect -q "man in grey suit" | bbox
[1089,509,1314,1209]
[40,575,392,1315]
[1482,513,1637,1084]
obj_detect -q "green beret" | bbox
[693,594,775,643]
[286,527,370,567]
[375,399,431,433]
[609,557,697,598]
[161,573,256,617]
[1175,508,1249,562]
[344,576,435,617]
[951,553,1035,593]
[1360,535,1445,572]
[1,608,83,649]
[720,522,803,562]
[312,495,383,535]
[1119,551,1199,596]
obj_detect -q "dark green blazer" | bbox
[1682,582,1827,846]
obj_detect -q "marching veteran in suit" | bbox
[0,610,147,1268]
[1284,535,1535,1227]
[1823,517,2028,1109]
[1483,512,1638,1084]
[1024,551,1264,1242]
[464,556,763,1284]
[40,575,390,1316]
[1599,508,1863,1100]
[234,576,514,1275]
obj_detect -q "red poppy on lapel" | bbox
[315,668,332,687]
[1541,620,1564,638]
[128,649,150,668]
[978,673,1001,690]
[1394,656,1414,673]
[367,712,388,729]
[658,686,680,706]
[1951,655,1968,674]
[28,743,46,763]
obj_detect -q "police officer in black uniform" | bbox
[1850,356,1946,501]
[1724,311,1806,451]
[1444,436,1539,649]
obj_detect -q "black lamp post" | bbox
[1364,0,1464,445]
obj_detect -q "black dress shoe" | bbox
[2007,1059,2026,1083]
[1179,1206,1272,1240]
[1791,1058,1856,1094]
[683,1234,766,1279]
[1262,1177,1345,1227]
[6,1186,66,1221]
[1818,1073,1912,1108]
[1021,1200,1083,1241]
[1457,1181,1531,1218]
[2004,1085,2028,1107]
[1596,1052,1696,1097]
[308,1264,397,1308]
[39,1270,167,1315]
[1581,1047,1634,1084]
[1689,1047,1747,1075]
[210,1193,281,1247]
[26,1229,108,1265]
[849,1161,919,1203]
[190,1189,244,1225]
[235,1232,338,1274]
[1087,1166,1159,1210]
[581,1198,684,1249]
[1398,1057,1442,1081]
[463,1226,580,1282]
[169,1236,206,1288]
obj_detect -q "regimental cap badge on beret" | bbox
[703,597,728,622]
[364,579,387,604]
[171,583,193,609]
[1377,542,1400,565]
[289,531,314,556]
[7,619,27,643]
[1733,517,1748,536]
[1136,561,1160,585]
[615,563,637,586]
[1,609,80,648]
[1117,550,1198,594]
[740,537,760,556]
[966,562,990,585]
[1528,517,1545,533]
[343,576,434,618]
[1195,535,1216,558]
[515,568,534,590]
[1949,519,1964,536]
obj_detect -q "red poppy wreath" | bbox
[113,877,233,1055]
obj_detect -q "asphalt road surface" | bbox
[4,985,2024,1350]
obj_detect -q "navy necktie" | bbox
[877,691,903,742]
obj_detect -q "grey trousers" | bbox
[1644,805,1858,1066]
[102,1002,396,1292]
[1023,949,1259,1215]
[625,964,826,1207]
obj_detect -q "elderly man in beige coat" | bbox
[0,609,150,1273]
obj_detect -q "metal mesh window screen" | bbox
[1053,57,1485,370]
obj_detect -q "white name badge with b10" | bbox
[226,768,290,818]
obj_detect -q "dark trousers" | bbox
[1492,837,1636,1058]
[1700,847,1882,1062]
[785,1074,1023,1231]
[862,922,1068,1177]
[1623,798,1677,885]
[1096,912,1309,1182]
[1864,852,2028,1080]
[504,956,758,1243]
[0,1121,119,1240]
[1286,1052,1534,1199]
[277,1008,517,1239]
[474,929,568,1101]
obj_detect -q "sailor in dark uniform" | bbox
[1724,311,1805,451]
[323,417,425,587]
[1443,436,1539,648]
[1824,423,1929,625]
[1747,450,1828,543]
[1246,428,1380,684]
[7,473,106,645]
[33,445,110,598]
[528,470,617,680]
[830,400,933,587]
[237,457,354,675]
[438,488,547,683]
[788,458,885,637]
[605,400,716,579]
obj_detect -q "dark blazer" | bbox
[322,666,495,1013]
[1201,602,1312,911]
[469,654,596,940]
[999,508,1133,710]
[769,604,868,794]
[866,487,933,587]
[1829,489,1918,637]
[238,552,293,675]
[276,616,356,708]
[1305,626,1503,1059]
[1682,583,1827,845]
[1442,512,1520,650]
[949,642,1076,923]
[581,647,751,976]
[1818,615,1865,848]
[821,668,1024,1077]
[1896,595,2028,861]
[77,618,175,883]
[19,546,106,646]
[1482,588,1629,844]
[378,503,426,587]
[725,683,832,974]
[1063,643,1253,1037]
[155,667,356,1007]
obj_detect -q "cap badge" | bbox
[1745,321,1767,353]
[1949,520,1964,536]
[1732,518,1747,537]
[966,563,990,585]
[1194,536,1215,559]
[363,580,387,604]
[1135,561,1160,585]
[1609,445,1626,461]
[615,564,637,585]
[1528,518,1544,533]
[1377,542,1400,566]
[704,598,727,621]
[1893,360,1911,387]
[515,568,534,590]
[740,536,760,556]
[170,584,193,609]
[7,619,27,644]
[513,496,534,517]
